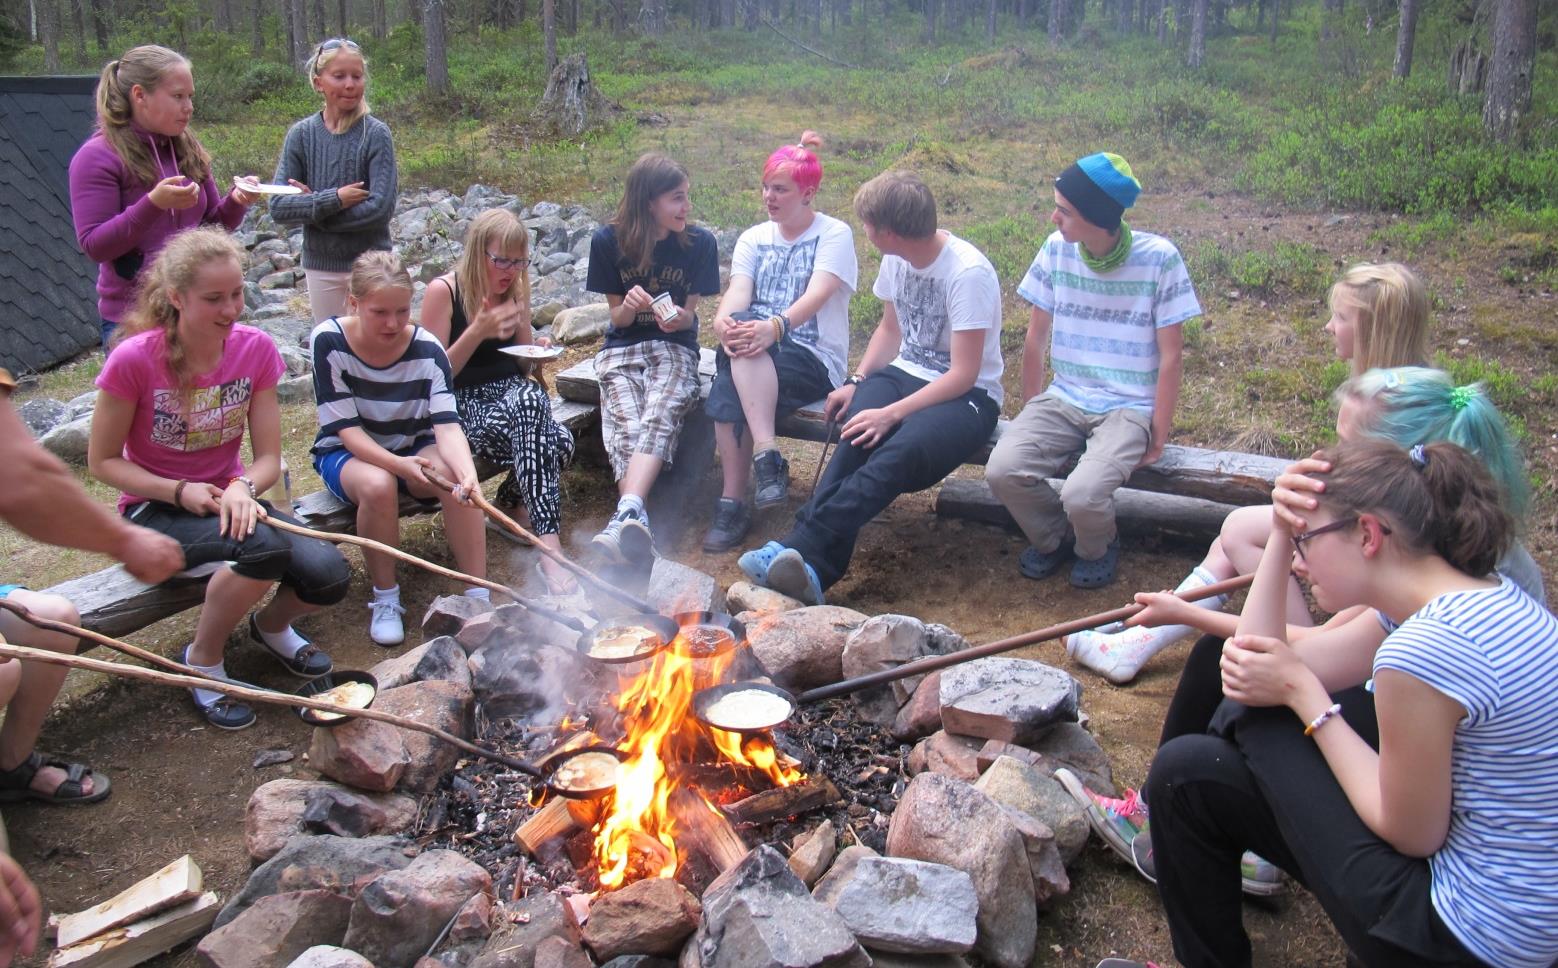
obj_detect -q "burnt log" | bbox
[723,777,841,826]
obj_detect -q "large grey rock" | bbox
[344,850,492,968]
[746,606,870,690]
[994,805,1070,908]
[246,778,419,862]
[905,731,983,782]
[39,414,93,463]
[537,251,575,275]
[938,657,1079,745]
[1032,721,1116,795]
[809,845,879,906]
[552,304,612,344]
[973,755,1089,864]
[197,890,353,968]
[369,640,438,690]
[647,558,726,615]
[414,635,474,689]
[287,947,376,968]
[66,390,97,418]
[471,892,582,968]
[827,857,977,955]
[17,398,68,437]
[468,640,581,723]
[423,594,496,637]
[374,680,475,794]
[216,835,416,929]
[277,374,315,404]
[692,845,869,968]
[842,614,960,707]
[535,936,592,968]
[885,773,1036,968]
[725,583,804,616]
[583,877,701,961]
[309,717,410,793]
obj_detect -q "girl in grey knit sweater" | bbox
[269,38,397,324]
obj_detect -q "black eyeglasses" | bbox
[487,252,531,270]
[318,38,361,52]
[1292,516,1392,561]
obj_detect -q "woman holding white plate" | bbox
[421,209,577,594]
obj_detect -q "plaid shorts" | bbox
[596,340,701,479]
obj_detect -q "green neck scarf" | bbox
[1079,221,1132,274]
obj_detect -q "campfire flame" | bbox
[592,617,801,890]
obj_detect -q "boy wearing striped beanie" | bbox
[986,152,1202,592]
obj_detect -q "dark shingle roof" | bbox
[0,76,101,375]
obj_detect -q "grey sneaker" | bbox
[594,506,654,564]
[752,449,790,508]
[1129,829,1284,896]
[702,498,752,553]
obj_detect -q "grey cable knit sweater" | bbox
[269,113,398,272]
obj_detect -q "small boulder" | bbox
[905,731,983,782]
[368,640,436,690]
[600,958,675,968]
[583,877,701,961]
[972,755,1088,864]
[216,834,416,929]
[826,857,977,955]
[344,850,492,968]
[994,805,1070,907]
[468,640,580,723]
[788,820,836,887]
[939,657,1079,745]
[17,398,68,437]
[373,679,476,794]
[1031,721,1117,796]
[725,583,804,616]
[472,892,581,968]
[39,414,93,463]
[414,636,474,689]
[693,845,868,968]
[842,614,960,707]
[424,595,496,637]
[892,672,944,744]
[552,304,612,344]
[455,612,506,653]
[647,558,726,615]
[246,779,419,862]
[809,845,879,906]
[197,890,352,968]
[309,717,410,793]
[746,606,870,690]
[287,947,376,968]
[535,936,593,968]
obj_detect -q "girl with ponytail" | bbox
[1118,438,1558,968]
[69,45,259,348]
[88,227,350,732]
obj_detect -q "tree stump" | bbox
[531,53,622,137]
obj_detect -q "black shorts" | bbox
[706,332,835,433]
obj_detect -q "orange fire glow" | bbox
[591,621,802,890]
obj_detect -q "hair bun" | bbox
[799,130,823,151]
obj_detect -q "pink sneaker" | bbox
[1055,767,1148,862]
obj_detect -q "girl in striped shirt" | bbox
[310,251,485,647]
[1131,439,1558,968]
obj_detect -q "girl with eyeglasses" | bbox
[70,45,261,349]
[1099,438,1558,968]
[269,37,397,324]
[421,209,577,595]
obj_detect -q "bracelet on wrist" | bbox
[230,475,258,499]
[1304,702,1342,737]
[844,373,865,386]
[171,479,190,509]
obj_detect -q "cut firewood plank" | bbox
[47,891,218,968]
[670,788,748,873]
[54,856,203,949]
[722,777,841,826]
[513,797,601,855]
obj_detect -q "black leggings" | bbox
[128,499,351,606]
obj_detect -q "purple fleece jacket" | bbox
[68,125,249,322]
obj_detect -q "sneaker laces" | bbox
[368,599,406,621]
[1094,786,1149,828]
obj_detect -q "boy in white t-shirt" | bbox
[738,170,1004,604]
[986,152,1201,589]
[704,134,859,552]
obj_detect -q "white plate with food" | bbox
[236,178,303,196]
[499,344,565,362]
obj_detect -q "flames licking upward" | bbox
[592,624,802,889]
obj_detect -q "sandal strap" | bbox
[0,751,42,789]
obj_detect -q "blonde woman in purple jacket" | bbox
[69,45,259,348]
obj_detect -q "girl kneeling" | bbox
[89,227,350,730]
[310,251,486,646]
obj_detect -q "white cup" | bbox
[650,292,677,323]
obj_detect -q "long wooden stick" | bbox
[0,621,548,778]
[796,573,1255,703]
[419,467,653,614]
[258,513,586,632]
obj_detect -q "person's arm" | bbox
[202,170,255,230]
[0,852,40,966]
[1140,323,1183,467]
[319,124,397,232]
[268,124,344,226]
[69,147,165,263]
[840,326,985,449]
[1019,306,1052,404]
[433,422,481,503]
[711,274,755,352]
[739,271,847,358]
[821,303,900,424]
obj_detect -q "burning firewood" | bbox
[723,777,842,826]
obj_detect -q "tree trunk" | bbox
[88,0,107,52]
[1047,0,1061,43]
[373,0,387,37]
[213,0,230,31]
[424,0,450,93]
[565,0,578,34]
[408,0,422,25]
[337,0,348,35]
[532,52,619,136]
[290,0,309,63]
[1450,38,1487,94]
[69,0,86,62]
[744,0,758,28]
[924,0,936,43]
[311,0,325,37]
[1267,0,1278,41]
[985,0,995,41]
[1482,0,1534,142]
[1115,0,1130,32]
[38,0,60,70]
[1186,0,1206,66]
[543,0,557,69]
[252,0,266,53]
[1392,0,1417,77]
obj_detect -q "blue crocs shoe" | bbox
[738,541,786,585]
[767,549,824,606]
[1019,542,1072,580]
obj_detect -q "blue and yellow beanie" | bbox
[1054,152,1141,231]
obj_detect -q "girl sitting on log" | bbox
[584,153,721,564]
[700,132,858,552]
[1105,439,1558,968]
[1066,262,1434,684]
[421,209,577,595]
[88,227,351,731]
[310,251,487,647]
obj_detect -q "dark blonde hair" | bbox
[1329,262,1431,375]
[455,209,532,327]
[348,249,412,300]
[612,153,691,272]
[95,45,213,186]
[118,226,244,396]
[1314,438,1512,579]
[853,170,937,239]
[304,38,370,131]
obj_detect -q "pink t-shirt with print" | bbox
[96,324,285,514]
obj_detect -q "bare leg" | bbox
[340,460,403,590]
[534,533,576,592]
[254,585,321,635]
[188,567,274,664]
[731,354,780,447]
[618,453,665,502]
[1213,505,1312,626]
[715,423,755,500]
[405,447,487,581]
[0,592,94,795]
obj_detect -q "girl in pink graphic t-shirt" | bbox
[89,227,349,731]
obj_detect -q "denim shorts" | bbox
[0,585,22,599]
[313,448,439,506]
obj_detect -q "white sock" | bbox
[616,494,645,517]
[1069,565,1229,684]
[373,585,401,602]
[253,617,308,658]
[186,652,229,708]
[465,587,491,601]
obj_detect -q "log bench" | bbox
[43,397,599,638]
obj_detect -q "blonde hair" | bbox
[853,170,937,239]
[1328,262,1431,375]
[117,226,244,396]
[304,39,370,131]
[455,209,532,326]
[348,249,412,300]
[94,45,213,186]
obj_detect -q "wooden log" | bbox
[47,892,219,968]
[934,476,1239,546]
[514,797,601,854]
[55,856,202,949]
[722,777,841,826]
[670,788,748,873]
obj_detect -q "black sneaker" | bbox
[702,498,752,553]
[752,449,790,509]
[190,691,257,731]
[249,614,332,678]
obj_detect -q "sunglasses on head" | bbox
[318,38,361,53]
[487,252,531,271]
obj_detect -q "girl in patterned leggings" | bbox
[421,209,576,594]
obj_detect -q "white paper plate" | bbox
[237,180,303,196]
[499,344,564,361]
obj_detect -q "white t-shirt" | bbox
[873,232,1005,406]
[730,212,858,386]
